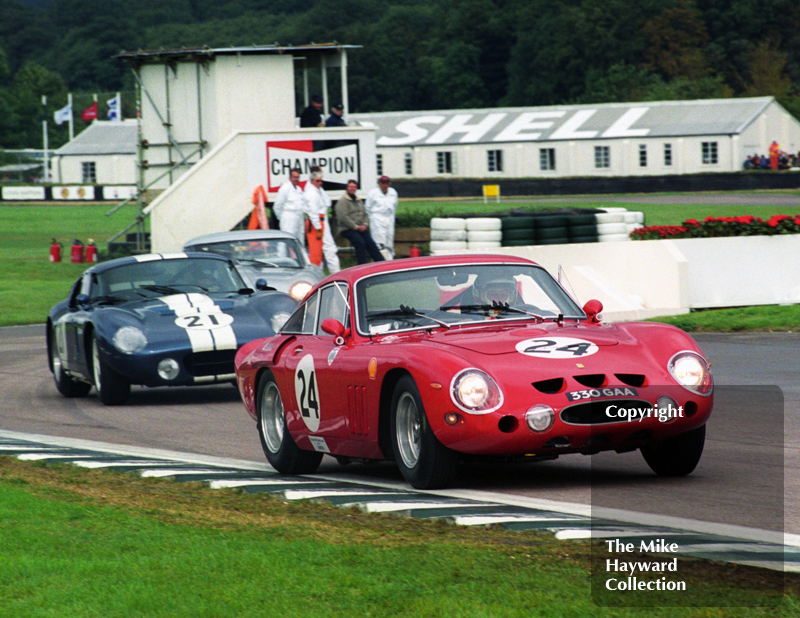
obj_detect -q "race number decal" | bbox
[294,354,321,432]
[516,337,599,359]
[175,312,234,330]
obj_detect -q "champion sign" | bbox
[267,140,360,192]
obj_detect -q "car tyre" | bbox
[390,375,458,489]
[256,371,322,474]
[92,335,131,406]
[641,424,706,477]
[49,329,91,398]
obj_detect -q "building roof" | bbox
[349,97,786,147]
[116,43,360,65]
[54,120,138,156]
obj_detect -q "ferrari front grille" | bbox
[560,399,653,425]
[184,350,237,377]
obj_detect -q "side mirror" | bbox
[321,318,350,345]
[255,278,269,291]
[583,299,603,324]
[75,293,90,309]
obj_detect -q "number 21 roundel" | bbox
[294,354,321,431]
[515,337,599,359]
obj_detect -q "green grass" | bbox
[653,304,800,332]
[1,457,796,617]
[0,202,142,326]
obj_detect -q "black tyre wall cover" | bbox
[568,235,599,243]
[536,236,570,245]
[502,239,536,247]
[568,224,599,237]
[502,228,538,241]
[501,216,537,230]
[534,215,568,228]
[568,214,598,226]
[535,226,569,240]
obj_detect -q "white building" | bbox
[349,97,800,180]
[51,120,138,185]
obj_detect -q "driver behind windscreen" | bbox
[473,273,520,305]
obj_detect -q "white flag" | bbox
[53,103,72,125]
[107,94,121,121]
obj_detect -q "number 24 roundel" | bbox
[294,354,321,431]
[515,337,599,359]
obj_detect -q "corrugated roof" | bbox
[349,97,782,147]
[54,120,138,156]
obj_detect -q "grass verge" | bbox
[1,457,797,617]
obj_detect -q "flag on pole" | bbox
[82,102,98,122]
[107,94,121,121]
[53,103,72,125]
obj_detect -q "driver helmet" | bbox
[474,273,519,304]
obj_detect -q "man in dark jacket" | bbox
[300,95,324,128]
[334,179,385,264]
[325,103,347,127]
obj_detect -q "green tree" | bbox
[642,1,710,80]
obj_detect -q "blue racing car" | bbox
[47,252,298,405]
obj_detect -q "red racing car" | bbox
[235,254,713,489]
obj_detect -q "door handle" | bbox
[293,346,304,355]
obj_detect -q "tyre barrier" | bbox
[466,217,502,231]
[430,229,468,241]
[430,209,644,250]
[429,239,468,253]
[431,217,466,231]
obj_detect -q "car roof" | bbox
[183,230,298,246]
[83,252,230,275]
[317,254,540,286]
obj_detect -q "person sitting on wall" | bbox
[334,179,385,265]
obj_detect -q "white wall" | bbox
[54,154,138,185]
[442,234,800,321]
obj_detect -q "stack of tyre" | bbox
[429,217,468,253]
[465,218,502,251]
[500,215,537,247]
[430,217,504,253]
[596,208,644,242]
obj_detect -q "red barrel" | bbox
[50,239,61,263]
[70,240,84,264]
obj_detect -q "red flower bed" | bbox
[630,215,800,240]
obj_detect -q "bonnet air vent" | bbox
[574,374,605,388]
[532,377,565,394]
[615,373,646,387]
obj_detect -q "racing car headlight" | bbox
[289,281,313,301]
[451,369,503,414]
[112,326,147,354]
[668,351,712,396]
[271,312,292,333]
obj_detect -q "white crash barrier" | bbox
[671,235,800,308]
[489,241,689,322]
[455,234,800,321]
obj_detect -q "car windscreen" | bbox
[355,263,585,335]
[188,239,305,269]
[92,258,247,298]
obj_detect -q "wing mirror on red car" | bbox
[321,318,350,345]
[582,299,603,324]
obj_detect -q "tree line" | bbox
[1,0,800,151]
